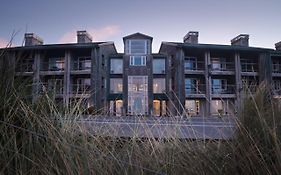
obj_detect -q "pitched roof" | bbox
[123,32,153,42]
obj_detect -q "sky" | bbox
[0,0,281,52]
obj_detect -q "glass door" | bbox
[128,76,148,115]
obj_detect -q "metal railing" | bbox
[185,84,205,95]
[184,60,205,71]
[241,62,258,72]
[211,61,235,71]
[72,60,91,71]
[272,63,281,73]
[242,84,257,93]
[40,61,65,71]
[39,82,64,95]
[72,84,91,94]
[212,85,235,94]
[15,63,33,72]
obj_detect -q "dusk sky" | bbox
[0,0,281,52]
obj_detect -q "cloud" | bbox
[59,25,121,43]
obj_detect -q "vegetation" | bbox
[1,50,281,174]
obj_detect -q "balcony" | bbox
[184,59,204,74]
[39,82,64,97]
[212,84,236,98]
[71,59,91,74]
[272,63,281,76]
[72,84,91,94]
[210,59,235,75]
[242,84,257,94]
[241,59,258,76]
[40,60,64,75]
[185,84,206,98]
[15,59,34,75]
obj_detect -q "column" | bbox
[64,50,71,106]
[235,52,241,114]
[32,52,40,103]
[204,51,211,117]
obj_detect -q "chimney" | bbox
[231,34,249,47]
[77,30,92,43]
[24,33,43,46]
[275,41,281,50]
[183,31,199,44]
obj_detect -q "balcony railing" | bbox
[212,85,235,94]
[72,60,91,71]
[184,61,205,72]
[15,63,33,72]
[72,84,91,94]
[242,84,257,93]
[41,62,64,71]
[211,62,235,71]
[185,84,205,95]
[39,82,64,95]
[272,63,281,73]
[241,62,258,72]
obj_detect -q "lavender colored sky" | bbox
[0,0,281,52]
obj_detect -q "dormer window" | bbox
[128,40,147,55]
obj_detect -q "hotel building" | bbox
[1,31,281,117]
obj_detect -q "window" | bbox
[241,59,258,72]
[185,57,196,70]
[211,100,223,115]
[153,59,165,74]
[211,58,226,71]
[110,78,123,93]
[76,57,91,70]
[110,59,123,74]
[74,78,91,93]
[185,100,200,116]
[185,79,199,95]
[48,57,64,71]
[128,40,147,55]
[130,56,146,66]
[16,58,34,72]
[153,78,166,93]
[47,79,64,94]
[212,79,227,94]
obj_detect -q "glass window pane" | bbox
[153,59,165,74]
[110,78,123,93]
[110,59,123,74]
[129,40,147,54]
[153,78,166,93]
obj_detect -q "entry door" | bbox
[128,76,148,115]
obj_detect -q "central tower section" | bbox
[123,33,153,115]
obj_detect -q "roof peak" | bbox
[123,32,153,41]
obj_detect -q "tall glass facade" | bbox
[128,76,148,115]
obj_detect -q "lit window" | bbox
[110,78,123,93]
[130,56,146,66]
[153,78,166,93]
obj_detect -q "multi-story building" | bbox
[1,30,281,117]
